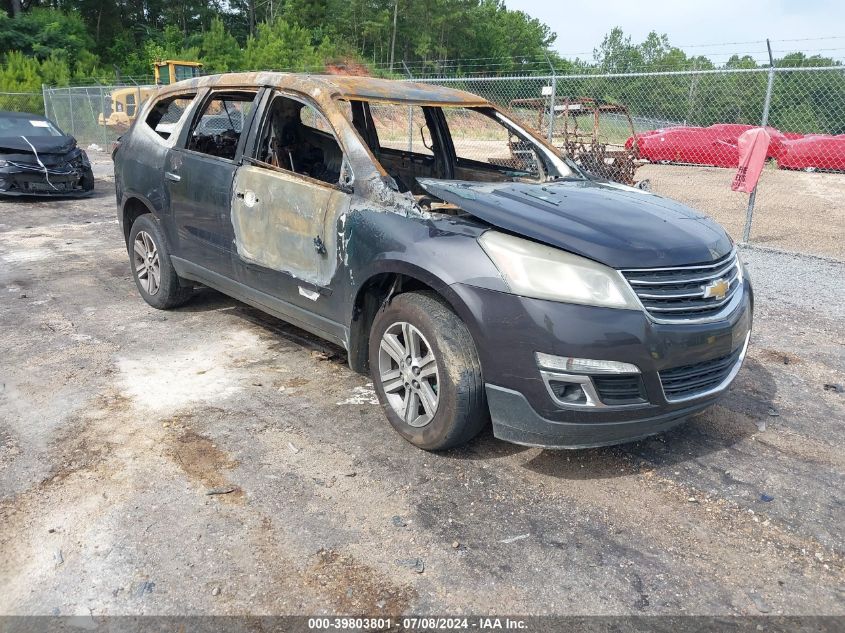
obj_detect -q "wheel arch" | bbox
[120,195,158,245]
[347,262,478,374]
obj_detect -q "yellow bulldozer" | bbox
[152,60,203,85]
[99,60,202,130]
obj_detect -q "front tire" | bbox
[128,214,192,309]
[369,291,487,450]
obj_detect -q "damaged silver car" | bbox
[114,73,752,451]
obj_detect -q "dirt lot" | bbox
[0,155,843,617]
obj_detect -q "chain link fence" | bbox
[34,67,845,260]
[42,85,155,149]
[0,91,43,114]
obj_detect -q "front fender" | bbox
[341,210,506,373]
[343,209,506,320]
[359,258,479,323]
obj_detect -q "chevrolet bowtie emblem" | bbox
[702,278,729,300]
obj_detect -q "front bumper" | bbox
[486,385,721,448]
[451,281,753,448]
[0,165,94,198]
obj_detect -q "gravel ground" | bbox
[0,154,843,617]
[739,246,845,323]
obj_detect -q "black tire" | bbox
[127,214,193,309]
[369,291,487,450]
[80,169,95,192]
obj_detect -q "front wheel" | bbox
[369,291,487,450]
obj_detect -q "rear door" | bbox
[165,89,261,278]
[117,91,196,252]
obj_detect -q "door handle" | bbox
[165,171,181,182]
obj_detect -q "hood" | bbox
[418,178,732,268]
[0,135,78,155]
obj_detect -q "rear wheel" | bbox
[369,291,487,450]
[128,214,192,309]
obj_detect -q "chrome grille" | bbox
[620,250,741,321]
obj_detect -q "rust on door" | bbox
[230,163,350,286]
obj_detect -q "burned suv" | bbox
[114,73,752,450]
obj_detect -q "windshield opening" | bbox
[339,99,580,201]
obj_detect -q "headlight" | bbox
[478,231,641,309]
[69,151,90,168]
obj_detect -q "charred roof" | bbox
[155,72,488,106]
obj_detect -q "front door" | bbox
[231,92,352,316]
[166,89,260,277]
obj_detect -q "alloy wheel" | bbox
[133,230,160,296]
[378,321,440,427]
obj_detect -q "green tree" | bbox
[594,27,643,73]
[200,17,242,73]
[0,49,42,91]
[769,53,845,134]
[0,50,69,90]
[144,25,201,69]
[243,18,323,71]
[0,8,95,70]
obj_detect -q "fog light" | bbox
[548,380,587,404]
[535,352,640,375]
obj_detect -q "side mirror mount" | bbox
[420,124,433,151]
[339,156,354,193]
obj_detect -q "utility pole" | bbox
[686,59,699,125]
[389,0,398,73]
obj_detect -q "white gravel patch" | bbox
[116,329,264,412]
[739,244,845,321]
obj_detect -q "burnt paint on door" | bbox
[230,163,351,291]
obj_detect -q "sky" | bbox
[507,0,845,64]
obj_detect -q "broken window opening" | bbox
[144,94,196,141]
[342,101,445,195]
[187,91,257,161]
[444,107,544,178]
[252,94,346,187]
